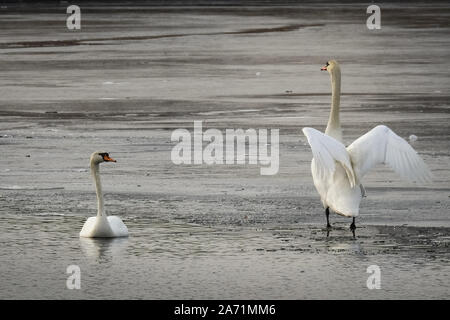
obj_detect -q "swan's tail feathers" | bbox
[347,125,433,184]
[302,127,356,188]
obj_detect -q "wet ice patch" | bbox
[0,185,64,190]
[34,212,65,216]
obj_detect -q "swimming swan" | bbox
[302,60,432,234]
[80,151,128,238]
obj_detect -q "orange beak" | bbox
[103,155,116,162]
[320,65,328,71]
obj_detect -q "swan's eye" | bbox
[326,62,330,66]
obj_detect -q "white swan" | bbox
[302,60,432,234]
[80,151,128,238]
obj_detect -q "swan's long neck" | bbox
[90,162,105,217]
[325,68,342,142]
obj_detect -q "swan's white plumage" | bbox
[347,125,432,184]
[303,125,432,217]
[303,127,361,216]
[79,151,128,238]
[303,127,356,188]
[302,60,432,220]
[80,216,128,238]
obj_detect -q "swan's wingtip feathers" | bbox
[302,127,316,137]
[350,125,433,186]
[374,124,390,132]
[415,165,433,185]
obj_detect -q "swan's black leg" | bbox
[325,207,332,229]
[350,217,356,238]
[350,217,356,230]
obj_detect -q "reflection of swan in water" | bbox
[80,151,128,238]
[325,239,363,254]
[79,237,129,261]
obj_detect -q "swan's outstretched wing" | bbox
[302,127,356,188]
[347,125,432,183]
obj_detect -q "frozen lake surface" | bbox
[0,3,449,299]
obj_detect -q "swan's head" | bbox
[90,151,116,165]
[321,60,340,74]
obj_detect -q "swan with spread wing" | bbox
[302,60,432,235]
